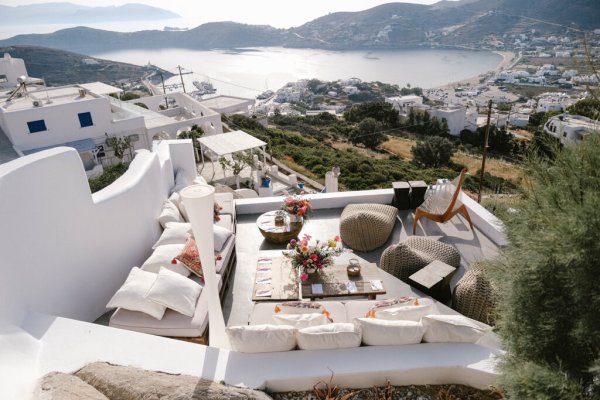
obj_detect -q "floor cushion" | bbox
[339,204,398,252]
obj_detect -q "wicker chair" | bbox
[452,263,498,325]
[339,204,398,252]
[380,236,460,282]
[412,169,473,234]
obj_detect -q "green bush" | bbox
[411,136,455,168]
[489,133,600,399]
[88,163,129,193]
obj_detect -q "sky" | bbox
[0,0,450,28]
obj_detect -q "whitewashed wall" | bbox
[0,140,196,326]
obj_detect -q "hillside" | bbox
[0,0,598,52]
[0,45,172,86]
[0,3,179,25]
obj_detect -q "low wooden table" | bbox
[408,260,456,303]
[256,211,303,244]
[252,255,386,301]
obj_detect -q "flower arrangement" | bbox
[283,234,343,281]
[282,194,311,218]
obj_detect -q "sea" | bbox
[1,19,502,98]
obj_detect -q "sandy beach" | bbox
[437,50,517,89]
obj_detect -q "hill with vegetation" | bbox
[0,45,172,86]
[0,0,597,52]
[0,3,178,25]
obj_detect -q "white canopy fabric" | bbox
[198,130,267,156]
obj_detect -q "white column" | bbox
[180,184,230,349]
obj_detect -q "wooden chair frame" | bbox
[412,169,473,234]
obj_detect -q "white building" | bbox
[430,107,467,136]
[536,92,571,113]
[544,114,599,144]
[385,95,423,115]
[196,95,255,117]
[342,86,359,95]
[0,53,29,89]
[0,54,223,173]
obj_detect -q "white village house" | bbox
[0,54,223,175]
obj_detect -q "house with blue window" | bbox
[0,54,225,177]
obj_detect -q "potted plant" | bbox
[261,173,271,188]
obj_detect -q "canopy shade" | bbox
[198,130,267,156]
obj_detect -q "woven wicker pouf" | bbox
[453,264,497,325]
[379,236,460,282]
[339,204,398,252]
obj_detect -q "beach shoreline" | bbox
[436,50,517,89]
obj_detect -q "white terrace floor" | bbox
[224,207,500,327]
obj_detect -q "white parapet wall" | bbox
[236,189,507,246]
[0,140,196,399]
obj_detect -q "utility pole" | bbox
[159,72,168,109]
[478,100,493,203]
[177,65,187,94]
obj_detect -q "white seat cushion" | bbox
[145,267,202,317]
[109,274,222,337]
[345,299,439,322]
[354,318,424,346]
[141,244,190,277]
[273,313,331,329]
[226,324,296,353]
[152,222,192,249]
[214,192,235,216]
[422,314,492,343]
[214,224,233,252]
[157,200,183,229]
[106,267,166,320]
[250,301,346,325]
[296,323,361,350]
[216,214,234,232]
[215,234,235,275]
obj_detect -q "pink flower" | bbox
[300,272,309,282]
[290,239,297,246]
[286,198,294,204]
[335,235,341,242]
[310,254,318,261]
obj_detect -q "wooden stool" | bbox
[408,180,428,209]
[392,181,410,210]
[408,260,456,303]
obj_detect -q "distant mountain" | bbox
[0,2,179,25]
[0,45,172,86]
[0,0,598,52]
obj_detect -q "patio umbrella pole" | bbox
[477,100,493,203]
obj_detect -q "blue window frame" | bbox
[27,120,47,133]
[78,112,93,128]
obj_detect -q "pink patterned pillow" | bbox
[174,237,203,279]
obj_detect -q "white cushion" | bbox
[273,313,331,329]
[251,301,346,325]
[141,244,190,277]
[214,224,233,252]
[422,314,492,343]
[158,200,183,228]
[106,267,166,320]
[152,222,192,249]
[145,267,202,317]
[168,192,189,222]
[354,318,424,346]
[372,298,434,322]
[296,323,361,350]
[226,324,296,353]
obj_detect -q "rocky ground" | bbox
[269,383,504,400]
[35,362,503,400]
